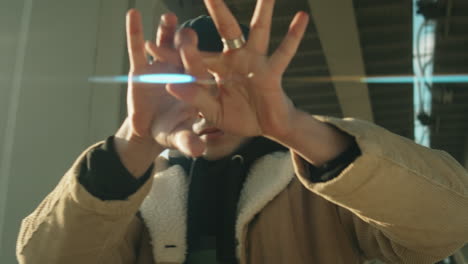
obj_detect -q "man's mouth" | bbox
[198,127,219,135]
[197,127,224,140]
[193,118,224,140]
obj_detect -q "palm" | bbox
[127,62,181,137]
[125,10,204,156]
[209,51,288,136]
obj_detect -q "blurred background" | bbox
[0,0,467,263]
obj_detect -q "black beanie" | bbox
[179,15,249,52]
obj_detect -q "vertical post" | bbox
[0,0,34,253]
[306,0,374,122]
[87,0,130,144]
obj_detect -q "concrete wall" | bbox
[0,0,129,262]
[0,0,188,262]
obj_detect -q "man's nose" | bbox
[198,112,204,118]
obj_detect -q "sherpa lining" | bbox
[140,165,190,263]
[139,151,295,263]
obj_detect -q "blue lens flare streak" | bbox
[89,73,197,84]
[89,73,468,85]
[362,75,468,84]
[135,74,195,84]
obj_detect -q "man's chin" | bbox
[201,148,228,161]
[200,134,252,161]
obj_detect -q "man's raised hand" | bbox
[167,0,309,141]
[115,10,205,177]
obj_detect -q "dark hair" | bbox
[179,15,249,52]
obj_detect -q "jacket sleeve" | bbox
[16,142,155,264]
[78,136,153,201]
[292,116,468,263]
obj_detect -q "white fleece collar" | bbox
[140,164,189,263]
[139,151,295,263]
[235,151,295,260]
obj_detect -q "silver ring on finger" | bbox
[221,35,246,50]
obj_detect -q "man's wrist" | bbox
[269,110,353,167]
[114,120,163,178]
[78,136,155,200]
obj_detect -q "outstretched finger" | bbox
[156,13,178,48]
[269,12,309,74]
[147,13,181,64]
[167,29,217,111]
[126,9,147,71]
[145,41,182,66]
[247,0,275,54]
[178,29,213,80]
[203,0,243,43]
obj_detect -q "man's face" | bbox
[192,116,250,160]
[188,51,250,160]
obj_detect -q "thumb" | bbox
[172,129,205,157]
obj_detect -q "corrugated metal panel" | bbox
[354,0,414,139]
[432,0,468,163]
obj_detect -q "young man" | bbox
[17,0,468,263]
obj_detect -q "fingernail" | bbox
[160,14,167,26]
